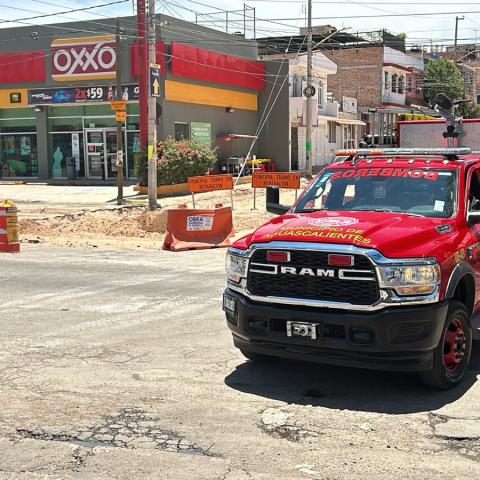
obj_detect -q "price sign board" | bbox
[252,172,301,189]
[188,174,233,193]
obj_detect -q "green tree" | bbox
[458,101,480,119]
[423,58,464,106]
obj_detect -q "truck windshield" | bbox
[295,167,457,218]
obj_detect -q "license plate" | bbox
[223,294,236,314]
[286,321,320,340]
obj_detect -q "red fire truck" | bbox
[224,147,480,389]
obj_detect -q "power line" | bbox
[233,0,480,3]
[0,0,130,25]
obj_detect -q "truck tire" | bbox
[240,349,272,363]
[419,301,472,390]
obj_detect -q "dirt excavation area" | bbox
[15,183,301,250]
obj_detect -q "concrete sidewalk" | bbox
[0,183,139,206]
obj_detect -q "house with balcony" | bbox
[257,47,364,171]
[323,43,427,146]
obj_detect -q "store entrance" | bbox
[85,128,126,180]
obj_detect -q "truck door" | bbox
[466,167,480,309]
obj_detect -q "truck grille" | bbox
[247,249,380,305]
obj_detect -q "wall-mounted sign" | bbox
[28,85,139,105]
[191,122,211,146]
[51,35,116,82]
[0,89,28,108]
[9,92,22,104]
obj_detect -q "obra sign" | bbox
[51,35,117,82]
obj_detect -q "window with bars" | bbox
[391,74,398,93]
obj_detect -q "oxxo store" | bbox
[0,35,141,181]
[0,17,264,182]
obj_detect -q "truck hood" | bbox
[246,211,457,259]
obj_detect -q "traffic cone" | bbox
[0,199,20,253]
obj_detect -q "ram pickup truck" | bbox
[223,148,480,389]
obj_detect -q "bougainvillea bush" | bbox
[136,138,216,186]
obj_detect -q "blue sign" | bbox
[150,63,161,98]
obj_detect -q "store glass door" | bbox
[85,128,126,179]
[85,129,105,179]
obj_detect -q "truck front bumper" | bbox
[223,289,449,372]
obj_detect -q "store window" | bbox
[174,122,189,141]
[0,134,38,178]
[0,112,37,178]
[49,132,84,178]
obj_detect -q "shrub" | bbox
[136,138,216,186]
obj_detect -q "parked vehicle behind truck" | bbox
[224,147,480,389]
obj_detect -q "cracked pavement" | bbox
[1,245,480,479]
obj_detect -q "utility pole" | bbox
[305,0,313,178]
[454,16,464,63]
[115,17,124,206]
[147,0,158,209]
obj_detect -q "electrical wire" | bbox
[0,0,131,25]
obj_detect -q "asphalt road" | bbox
[1,245,480,479]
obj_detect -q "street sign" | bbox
[252,172,301,189]
[116,150,124,167]
[188,174,233,193]
[150,63,161,98]
[116,111,126,122]
[111,100,126,111]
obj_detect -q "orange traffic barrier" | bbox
[163,204,234,251]
[0,199,20,253]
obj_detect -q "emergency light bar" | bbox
[335,148,472,157]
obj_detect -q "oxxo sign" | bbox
[51,35,117,82]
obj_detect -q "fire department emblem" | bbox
[308,217,359,227]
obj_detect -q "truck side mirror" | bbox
[266,186,291,215]
[266,203,291,215]
[467,212,480,225]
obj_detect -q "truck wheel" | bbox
[240,349,272,363]
[419,301,472,390]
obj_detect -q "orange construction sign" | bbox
[188,174,233,193]
[163,205,234,251]
[111,100,126,111]
[115,111,127,122]
[252,172,301,189]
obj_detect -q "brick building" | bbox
[259,28,427,147]
[322,45,426,146]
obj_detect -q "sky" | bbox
[3,0,480,50]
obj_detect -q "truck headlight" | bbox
[225,251,248,283]
[378,262,440,296]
